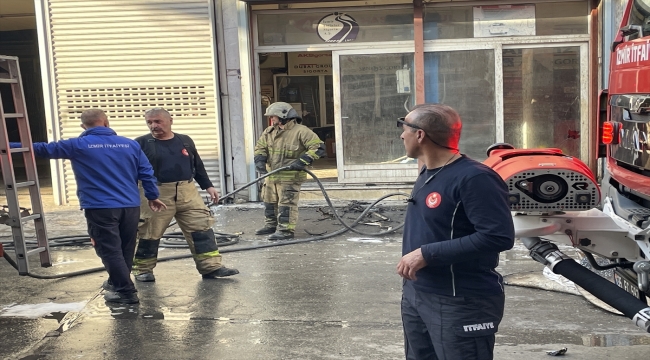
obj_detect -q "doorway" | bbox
[258,51,337,181]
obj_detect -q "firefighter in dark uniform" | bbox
[132,108,239,281]
[254,102,325,240]
[396,104,514,360]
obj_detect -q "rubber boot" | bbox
[268,230,294,241]
[202,266,240,278]
[255,225,277,235]
[256,202,278,235]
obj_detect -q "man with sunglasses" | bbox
[396,104,514,360]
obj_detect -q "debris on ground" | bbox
[546,347,567,356]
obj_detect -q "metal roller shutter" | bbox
[46,0,221,204]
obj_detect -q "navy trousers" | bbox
[401,281,505,360]
[85,207,140,294]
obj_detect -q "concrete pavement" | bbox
[1,203,650,359]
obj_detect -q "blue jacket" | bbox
[12,127,159,209]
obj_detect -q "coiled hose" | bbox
[2,167,409,279]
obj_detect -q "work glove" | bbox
[289,158,309,171]
[255,162,268,175]
[254,155,268,175]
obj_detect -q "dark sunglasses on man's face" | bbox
[397,117,423,130]
[396,117,459,151]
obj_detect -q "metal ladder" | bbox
[0,55,51,274]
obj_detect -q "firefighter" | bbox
[254,102,326,240]
[132,108,239,281]
[397,104,514,359]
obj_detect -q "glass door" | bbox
[333,49,417,184]
[501,44,588,159]
[423,46,498,160]
[422,43,588,161]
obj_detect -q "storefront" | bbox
[240,0,596,185]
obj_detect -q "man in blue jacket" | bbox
[14,109,166,304]
[396,104,514,360]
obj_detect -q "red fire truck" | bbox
[599,0,650,303]
[483,0,650,332]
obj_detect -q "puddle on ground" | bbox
[346,237,382,243]
[0,301,86,319]
[583,333,650,347]
[94,304,192,321]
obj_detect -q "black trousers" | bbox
[85,207,140,294]
[401,281,505,360]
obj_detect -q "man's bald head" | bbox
[80,109,108,128]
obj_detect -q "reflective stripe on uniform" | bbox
[195,250,221,261]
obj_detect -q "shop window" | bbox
[424,50,496,160]
[257,8,413,46]
[502,47,581,158]
[424,1,588,40]
[339,53,415,165]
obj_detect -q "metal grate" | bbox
[507,170,599,212]
[45,0,221,204]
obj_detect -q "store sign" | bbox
[287,52,332,75]
[473,5,535,38]
[317,12,359,43]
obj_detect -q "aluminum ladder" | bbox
[0,55,51,274]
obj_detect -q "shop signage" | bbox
[287,52,332,75]
[317,12,359,43]
[473,5,535,38]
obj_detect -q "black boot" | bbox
[257,203,278,235]
[202,266,240,278]
[104,291,139,304]
[268,230,294,241]
[255,225,277,235]
[102,280,115,292]
[135,273,156,282]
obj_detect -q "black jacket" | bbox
[402,156,515,297]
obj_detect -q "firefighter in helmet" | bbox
[254,102,326,240]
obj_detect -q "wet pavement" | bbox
[1,202,650,359]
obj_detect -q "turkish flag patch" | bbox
[426,192,441,209]
[182,148,189,156]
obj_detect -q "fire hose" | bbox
[1,166,408,279]
[521,237,650,332]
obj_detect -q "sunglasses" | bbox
[397,117,423,130]
[396,117,459,151]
